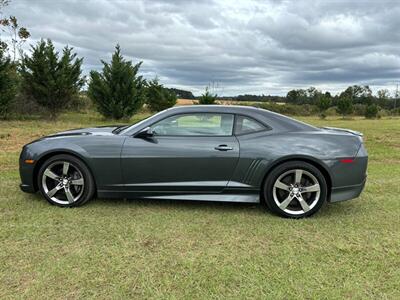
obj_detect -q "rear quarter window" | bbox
[235,115,268,135]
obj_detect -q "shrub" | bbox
[378,109,390,118]
[20,39,84,119]
[198,87,217,104]
[88,45,146,120]
[0,50,17,118]
[391,107,400,116]
[336,96,353,118]
[146,78,177,112]
[67,93,93,113]
[365,104,379,119]
[10,93,45,117]
[316,93,331,118]
[325,106,338,116]
[353,104,366,116]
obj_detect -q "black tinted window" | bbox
[235,115,266,135]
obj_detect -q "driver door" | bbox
[121,113,239,193]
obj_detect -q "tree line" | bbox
[217,85,399,119]
[284,86,398,119]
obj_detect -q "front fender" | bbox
[20,135,126,192]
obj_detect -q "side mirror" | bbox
[135,127,154,139]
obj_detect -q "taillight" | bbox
[340,158,354,163]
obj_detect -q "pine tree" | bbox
[0,50,17,118]
[20,39,84,119]
[146,78,177,112]
[88,45,146,120]
[198,87,217,104]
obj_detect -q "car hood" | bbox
[46,125,121,138]
[26,126,125,145]
[24,125,128,147]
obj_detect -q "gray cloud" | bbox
[3,0,400,95]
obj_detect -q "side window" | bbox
[151,113,234,136]
[235,115,267,135]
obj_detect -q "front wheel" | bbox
[38,154,95,207]
[264,161,327,218]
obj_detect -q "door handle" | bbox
[215,145,233,151]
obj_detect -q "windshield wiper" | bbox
[112,125,129,134]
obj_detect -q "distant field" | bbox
[177,98,197,105]
[1,112,399,299]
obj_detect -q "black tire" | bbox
[263,161,327,218]
[37,154,95,207]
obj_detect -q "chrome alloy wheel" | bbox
[272,169,321,215]
[41,161,85,205]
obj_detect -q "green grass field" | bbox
[1,112,399,299]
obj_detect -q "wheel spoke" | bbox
[62,162,70,176]
[70,178,84,186]
[64,187,74,204]
[274,180,290,191]
[279,195,293,210]
[303,184,320,193]
[295,169,303,184]
[47,184,62,197]
[297,194,310,212]
[44,169,59,181]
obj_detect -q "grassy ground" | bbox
[0,112,399,299]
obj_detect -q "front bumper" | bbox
[20,183,36,193]
[19,146,36,193]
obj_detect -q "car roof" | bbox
[165,105,263,114]
[164,105,318,132]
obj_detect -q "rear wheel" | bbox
[38,154,95,207]
[264,161,327,218]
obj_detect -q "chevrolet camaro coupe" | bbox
[19,105,368,218]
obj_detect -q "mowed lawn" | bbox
[1,112,399,299]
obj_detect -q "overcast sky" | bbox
[3,0,400,96]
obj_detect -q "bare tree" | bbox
[0,15,30,61]
[0,1,30,61]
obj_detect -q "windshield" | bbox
[118,110,165,135]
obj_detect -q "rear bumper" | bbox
[325,140,368,203]
[330,176,366,202]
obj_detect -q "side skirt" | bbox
[97,190,260,203]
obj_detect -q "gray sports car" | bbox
[19,105,368,218]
